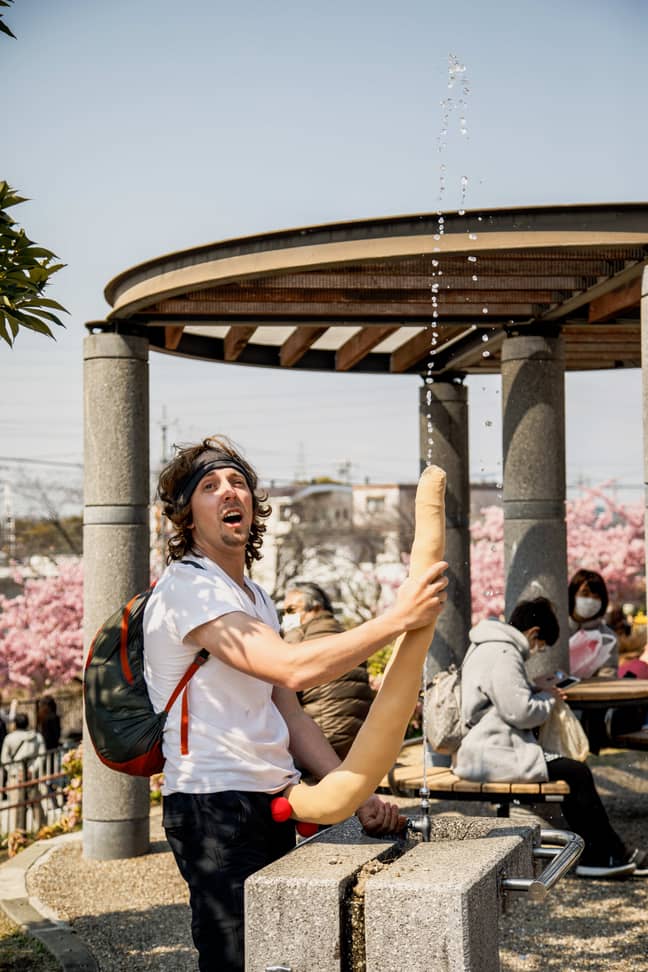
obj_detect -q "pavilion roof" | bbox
[98,203,648,376]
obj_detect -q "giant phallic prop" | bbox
[273,464,446,827]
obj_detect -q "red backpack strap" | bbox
[164,649,210,756]
[164,649,210,714]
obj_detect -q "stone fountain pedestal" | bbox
[245,814,539,972]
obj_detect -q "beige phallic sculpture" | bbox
[281,464,446,825]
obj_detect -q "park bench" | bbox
[379,738,570,818]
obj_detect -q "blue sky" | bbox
[0,0,645,512]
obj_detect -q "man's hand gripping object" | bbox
[271,464,446,829]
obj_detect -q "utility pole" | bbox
[160,405,169,466]
[3,483,16,559]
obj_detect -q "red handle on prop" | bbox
[270,796,292,822]
[270,797,318,837]
[296,821,319,838]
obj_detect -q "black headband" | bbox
[174,455,253,509]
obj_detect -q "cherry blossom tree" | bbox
[0,558,83,691]
[470,486,645,622]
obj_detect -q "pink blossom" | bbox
[0,559,83,691]
[470,487,645,622]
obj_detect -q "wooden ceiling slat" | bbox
[224,325,257,361]
[204,274,590,292]
[588,277,642,323]
[147,299,537,320]
[280,326,329,367]
[336,326,400,371]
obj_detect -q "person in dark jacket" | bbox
[282,582,374,760]
[37,696,61,751]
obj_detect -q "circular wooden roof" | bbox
[98,203,648,377]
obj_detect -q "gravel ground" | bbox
[26,749,647,971]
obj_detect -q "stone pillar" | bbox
[642,267,648,593]
[83,332,151,859]
[245,815,537,971]
[419,380,472,671]
[501,332,569,674]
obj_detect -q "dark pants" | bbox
[546,757,627,866]
[163,790,296,972]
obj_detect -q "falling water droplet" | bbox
[481,334,489,342]
[472,274,478,281]
[468,233,478,241]
[482,350,491,358]
[467,255,477,263]
[482,307,489,314]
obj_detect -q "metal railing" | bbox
[502,828,585,902]
[0,745,70,834]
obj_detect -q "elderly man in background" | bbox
[282,581,374,761]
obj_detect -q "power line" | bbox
[0,456,83,469]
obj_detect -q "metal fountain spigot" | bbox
[409,786,432,842]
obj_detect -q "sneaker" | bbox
[575,860,636,879]
[627,849,648,877]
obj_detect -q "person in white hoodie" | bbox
[454,597,645,880]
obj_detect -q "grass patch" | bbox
[0,909,60,971]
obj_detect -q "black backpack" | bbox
[83,587,209,776]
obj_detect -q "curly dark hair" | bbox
[157,435,271,569]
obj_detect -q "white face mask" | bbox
[282,611,302,632]
[575,596,602,620]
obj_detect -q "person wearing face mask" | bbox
[281,582,374,761]
[568,569,618,678]
[453,597,646,879]
[568,569,619,753]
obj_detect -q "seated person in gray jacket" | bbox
[282,581,374,760]
[454,597,646,880]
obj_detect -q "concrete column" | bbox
[642,267,648,593]
[419,380,471,671]
[83,332,150,859]
[501,332,569,674]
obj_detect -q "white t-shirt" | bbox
[143,555,300,796]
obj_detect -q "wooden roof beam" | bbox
[588,277,642,323]
[164,325,184,350]
[336,325,400,371]
[280,326,329,367]
[224,325,257,361]
[390,325,472,373]
[542,260,646,322]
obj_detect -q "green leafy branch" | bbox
[0,181,68,347]
[0,0,16,39]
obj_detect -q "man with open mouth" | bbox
[142,434,448,972]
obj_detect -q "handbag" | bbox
[425,643,479,754]
[425,665,463,754]
[569,628,615,679]
[538,698,589,761]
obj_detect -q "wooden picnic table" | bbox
[563,678,648,709]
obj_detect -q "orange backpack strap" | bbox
[163,649,210,756]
